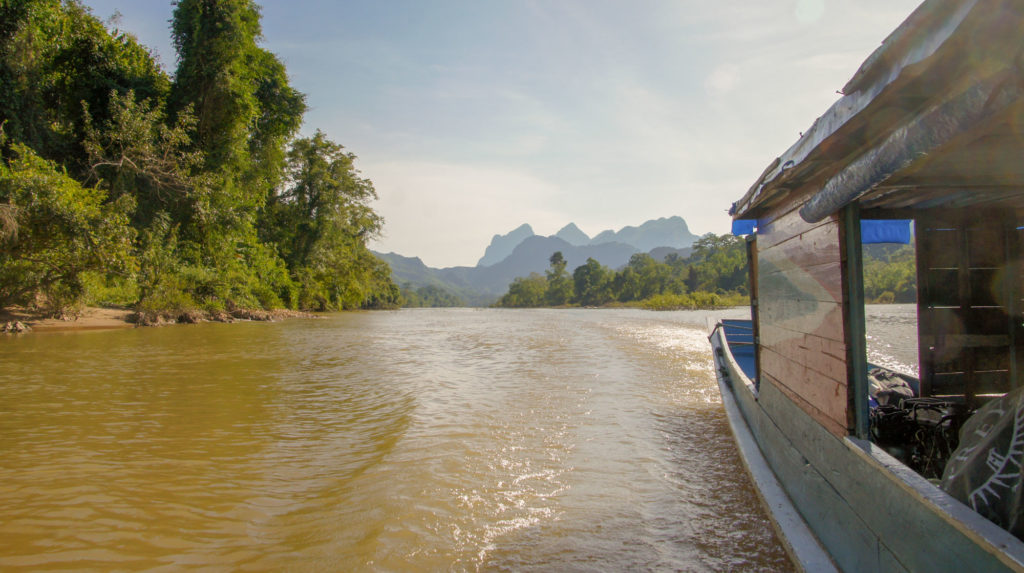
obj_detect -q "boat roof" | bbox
[731,0,1024,222]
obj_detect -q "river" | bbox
[0,306,918,571]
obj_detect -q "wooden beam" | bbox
[841,204,869,439]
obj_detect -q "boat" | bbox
[709,0,1024,570]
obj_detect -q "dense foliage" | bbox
[400,284,465,308]
[496,234,751,309]
[495,235,919,309]
[863,244,916,303]
[0,0,400,319]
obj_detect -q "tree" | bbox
[0,144,134,314]
[545,251,573,305]
[401,284,464,308]
[264,131,394,310]
[498,273,547,307]
[0,0,400,317]
[267,131,381,267]
[83,90,205,229]
[573,258,613,306]
[495,233,749,309]
[863,244,916,303]
[169,0,304,217]
[0,1,170,171]
[611,253,675,302]
[685,233,747,294]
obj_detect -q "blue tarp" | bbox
[733,218,910,243]
[861,219,911,244]
[731,219,757,236]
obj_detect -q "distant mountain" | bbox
[378,215,701,306]
[479,236,638,292]
[375,238,639,306]
[373,252,493,306]
[477,223,535,267]
[589,216,697,252]
[554,223,590,246]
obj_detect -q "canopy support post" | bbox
[842,204,870,439]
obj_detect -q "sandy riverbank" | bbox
[0,306,318,333]
[1,306,135,332]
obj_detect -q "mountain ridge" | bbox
[380,215,700,305]
[477,223,535,267]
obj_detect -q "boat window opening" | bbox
[863,213,1024,484]
[859,218,958,480]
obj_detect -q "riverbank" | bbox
[0,306,318,333]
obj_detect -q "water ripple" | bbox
[0,309,792,571]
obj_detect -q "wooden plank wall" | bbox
[756,203,849,437]
[916,210,1023,403]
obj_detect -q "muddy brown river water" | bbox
[0,306,915,571]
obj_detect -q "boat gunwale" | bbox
[711,318,1024,572]
[842,436,1024,571]
[709,320,838,573]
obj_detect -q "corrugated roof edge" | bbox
[732,0,979,218]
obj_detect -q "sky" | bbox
[82,0,923,268]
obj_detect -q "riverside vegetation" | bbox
[495,235,917,310]
[496,234,751,310]
[0,0,400,324]
[0,2,918,321]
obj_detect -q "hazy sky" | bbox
[82,0,922,268]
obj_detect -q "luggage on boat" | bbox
[942,387,1024,540]
[871,397,966,479]
[868,367,915,406]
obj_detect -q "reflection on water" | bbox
[0,308,791,571]
[866,303,920,376]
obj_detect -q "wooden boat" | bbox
[710,0,1024,570]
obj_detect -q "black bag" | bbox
[941,387,1024,539]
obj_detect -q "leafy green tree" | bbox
[863,244,916,303]
[0,144,134,314]
[612,253,677,302]
[263,131,395,310]
[169,0,304,218]
[83,90,205,229]
[0,0,400,317]
[496,233,749,309]
[401,283,464,307]
[545,251,573,305]
[573,257,613,306]
[685,233,747,294]
[498,273,548,307]
[0,0,169,171]
[266,131,380,269]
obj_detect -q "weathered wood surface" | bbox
[761,348,847,427]
[755,377,1024,572]
[757,206,849,432]
[758,226,842,268]
[916,211,1022,402]
[757,209,841,251]
[759,261,844,305]
[759,323,847,358]
[763,373,848,438]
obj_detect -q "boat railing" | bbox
[713,319,758,383]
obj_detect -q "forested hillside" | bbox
[0,0,400,322]
[495,234,919,309]
[496,233,749,309]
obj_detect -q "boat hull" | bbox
[710,322,1024,572]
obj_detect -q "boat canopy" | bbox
[731,0,1024,223]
